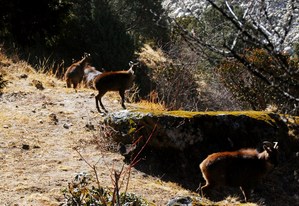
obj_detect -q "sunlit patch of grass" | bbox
[138,44,169,68]
[134,100,167,111]
[0,57,66,93]
[0,51,68,93]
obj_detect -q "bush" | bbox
[217,48,299,114]
[137,44,246,111]
[151,63,200,110]
[62,172,150,206]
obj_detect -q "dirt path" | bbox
[0,68,192,205]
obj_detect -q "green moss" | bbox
[132,109,279,125]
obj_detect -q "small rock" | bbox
[3,125,9,129]
[22,144,30,150]
[85,123,95,131]
[49,113,58,124]
[166,196,193,206]
[32,79,44,90]
[63,123,72,129]
[20,74,28,79]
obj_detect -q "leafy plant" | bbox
[63,171,151,206]
[63,155,151,206]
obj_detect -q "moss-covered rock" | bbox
[105,110,298,157]
[104,110,299,192]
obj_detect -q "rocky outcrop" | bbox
[105,110,298,156]
[104,110,299,190]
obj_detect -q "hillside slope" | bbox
[1,55,298,206]
[0,59,193,205]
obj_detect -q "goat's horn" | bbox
[263,141,273,147]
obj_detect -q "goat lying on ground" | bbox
[64,53,91,89]
[199,141,279,202]
[93,62,137,113]
[83,65,102,89]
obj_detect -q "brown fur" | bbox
[64,53,91,89]
[199,142,279,202]
[93,64,136,113]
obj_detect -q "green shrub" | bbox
[62,172,152,206]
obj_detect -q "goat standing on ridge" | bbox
[93,62,137,113]
[199,141,279,202]
[64,53,91,89]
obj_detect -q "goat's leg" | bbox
[95,90,108,113]
[98,91,108,113]
[66,79,71,88]
[119,89,126,109]
[200,183,213,197]
[99,97,108,113]
[240,186,251,202]
[95,94,102,113]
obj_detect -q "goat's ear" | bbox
[273,142,279,149]
[128,67,134,74]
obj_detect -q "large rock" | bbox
[105,110,298,156]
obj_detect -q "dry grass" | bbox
[138,44,169,68]
[134,100,166,111]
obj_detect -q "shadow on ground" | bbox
[123,146,299,206]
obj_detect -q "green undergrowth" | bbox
[62,172,153,206]
[133,109,286,125]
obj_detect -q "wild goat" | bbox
[199,141,279,202]
[93,62,137,113]
[64,53,91,89]
[83,65,102,89]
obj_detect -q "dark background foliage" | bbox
[0,0,298,115]
[0,0,169,70]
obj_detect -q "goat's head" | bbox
[128,61,139,74]
[83,52,91,58]
[262,141,279,166]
